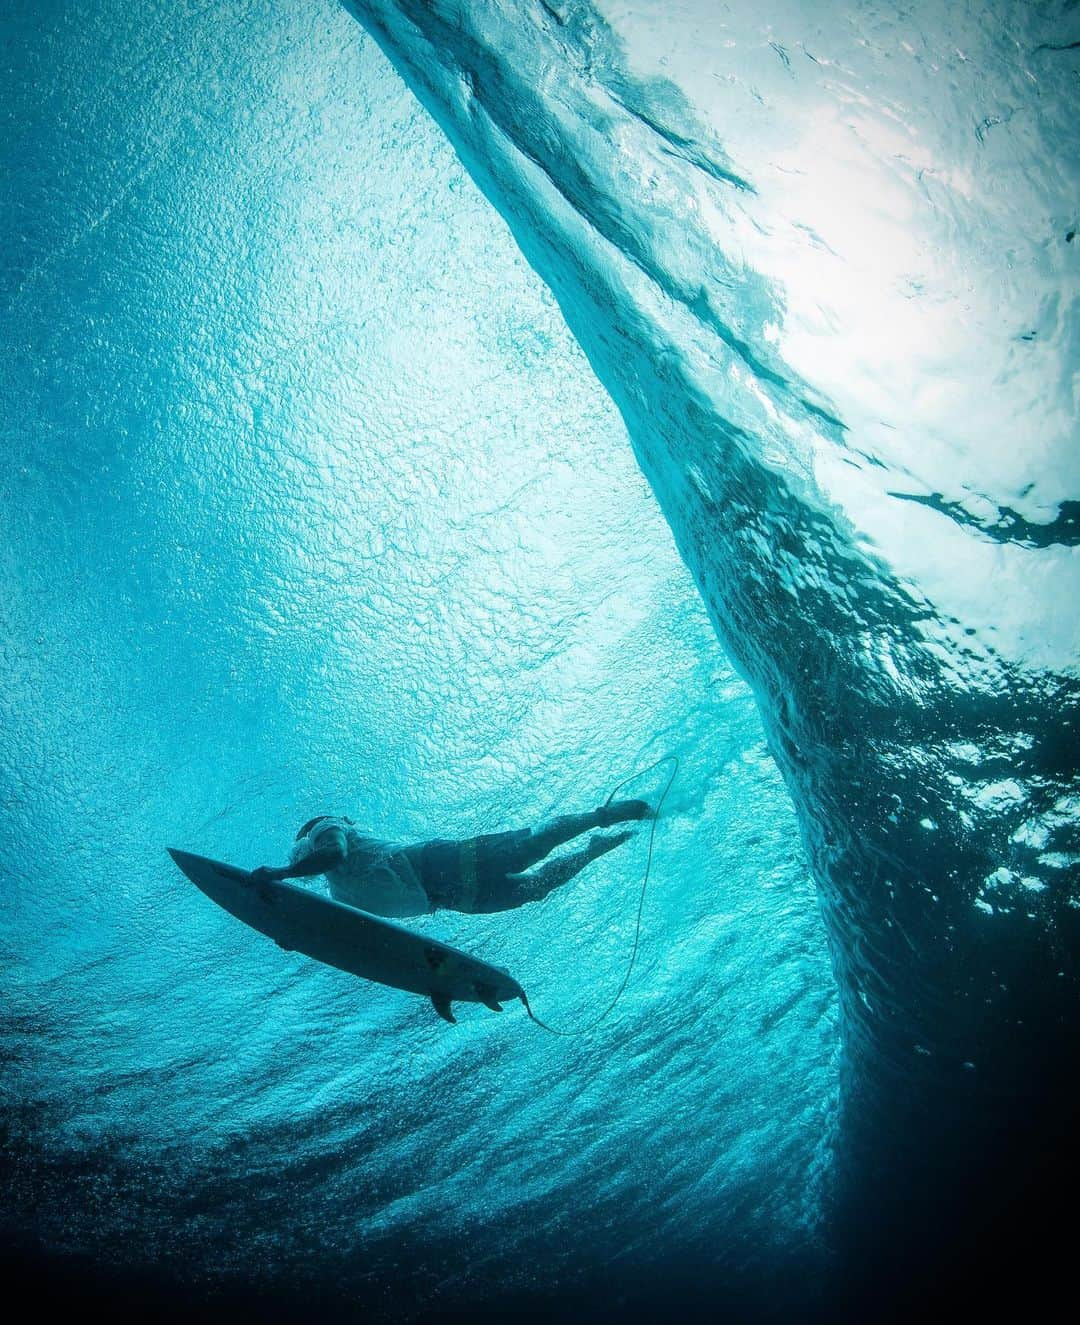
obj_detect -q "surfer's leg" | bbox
[503,801,651,873]
[467,830,635,913]
[410,803,649,913]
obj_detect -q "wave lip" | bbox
[346,0,1080,1272]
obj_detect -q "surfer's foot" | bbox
[587,828,635,859]
[597,798,652,826]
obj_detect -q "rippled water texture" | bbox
[3,1,835,1320]
[3,0,1077,1319]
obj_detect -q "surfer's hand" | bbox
[250,865,283,884]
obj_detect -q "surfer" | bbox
[249,801,653,919]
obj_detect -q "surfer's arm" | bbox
[251,827,347,882]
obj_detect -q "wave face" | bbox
[2,0,835,1319]
[346,0,1080,1268]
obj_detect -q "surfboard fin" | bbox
[432,994,456,1024]
[475,983,503,1012]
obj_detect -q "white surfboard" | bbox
[168,849,525,1023]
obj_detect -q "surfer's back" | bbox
[293,817,430,918]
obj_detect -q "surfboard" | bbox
[168,849,525,1023]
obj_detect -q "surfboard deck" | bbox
[168,849,524,1023]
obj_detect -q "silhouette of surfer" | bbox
[250,801,652,918]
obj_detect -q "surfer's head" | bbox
[296,815,331,841]
[295,815,353,841]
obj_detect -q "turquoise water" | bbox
[2,1,1076,1320]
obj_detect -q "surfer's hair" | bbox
[295,814,353,841]
[296,815,333,841]
[295,810,355,842]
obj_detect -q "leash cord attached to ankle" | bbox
[522,753,679,1036]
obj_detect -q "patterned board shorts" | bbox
[417,829,532,912]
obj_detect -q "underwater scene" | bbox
[2,1,1077,1321]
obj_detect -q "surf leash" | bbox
[520,752,679,1036]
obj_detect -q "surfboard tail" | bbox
[474,982,504,1012]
